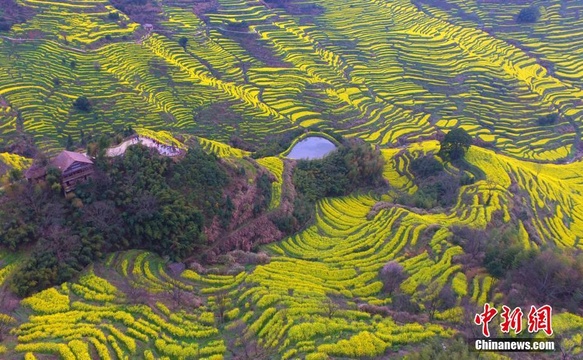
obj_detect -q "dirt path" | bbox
[106,136,182,157]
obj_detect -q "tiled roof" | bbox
[51,150,93,171]
[24,164,46,179]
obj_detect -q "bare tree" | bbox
[215,292,228,324]
[226,321,277,360]
[82,200,119,233]
[43,225,80,262]
[125,285,148,305]
[458,299,481,339]
[379,261,407,294]
[170,286,184,308]
[324,298,339,319]
[424,283,456,320]
[451,227,488,268]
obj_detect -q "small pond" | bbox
[286,136,337,160]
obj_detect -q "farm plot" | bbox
[9,0,139,45]
[1,0,583,160]
[5,142,583,358]
[10,252,227,360]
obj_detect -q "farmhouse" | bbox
[25,150,94,193]
[51,150,94,193]
[23,164,47,183]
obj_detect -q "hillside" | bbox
[1,0,583,359]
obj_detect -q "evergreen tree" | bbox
[73,96,91,112]
[438,128,472,161]
[178,37,188,49]
[65,134,74,150]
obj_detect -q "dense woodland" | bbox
[290,142,386,227]
[0,0,34,31]
[0,137,388,297]
[0,145,229,296]
[452,225,583,313]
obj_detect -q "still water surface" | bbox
[286,137,337,160]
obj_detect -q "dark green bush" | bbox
[411,156,444,178]
[73,96,91,112]
[459,173,475,186]
[0,18,10,31]
[108,12,120,20]
[517,6,540,23]
[537,113,558,126]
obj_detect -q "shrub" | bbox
[178,37,188,49]
[108,12,120,21]
[397,172,459,209]
[517,6,540,23]
[453,224,534,277]
[484,244,526,278]
[537,113,558,126]
[358,303,390,316]
[230,250,270,265]
[425,284,457,319]
[410,155,444,178]
[459,173,474,186]
[391,293,420,313]
[0,18,10,32]
[73,96,91,112]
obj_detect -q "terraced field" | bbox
[3,0,583,358]
[1,140,583,358]
[0,0,581,159]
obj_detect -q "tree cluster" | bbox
[107,12,120,21]
[73,96,91,112]
[516,6,540,24]
[396,155,464,209]
[289,141,385,231]
[452,225,534,276]
[1,145,231,297]
[504,250,583,312]
[452,224,583,312]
